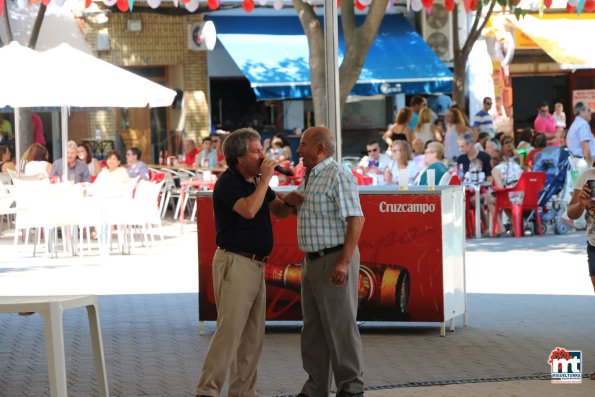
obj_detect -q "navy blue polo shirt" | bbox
[213,165,276,256]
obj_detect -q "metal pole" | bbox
[14,108,21,175]
[323,0,342,161]
[61,106,68,181]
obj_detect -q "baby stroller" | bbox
[526,146,576,235]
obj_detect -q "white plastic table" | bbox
[0,295,109,397]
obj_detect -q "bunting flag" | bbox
[1,0,593,15]
[577,0,585,14]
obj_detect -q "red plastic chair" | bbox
[149,171,166,183]
[493,171,546,238]
[352,171,373,185]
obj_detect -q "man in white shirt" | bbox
[357,140,391,176]
[566,102,594,173]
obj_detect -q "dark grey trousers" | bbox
[300,248,364,397]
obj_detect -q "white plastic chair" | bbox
[11,178,57,256]
[0,180,16,235]
[132,179,166,243]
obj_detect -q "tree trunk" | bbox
[293,0,327,126]
[450,2,496,113]
[452,57,467,111]
[293,0,387,125]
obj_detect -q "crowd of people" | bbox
[0,139,153,186]
[358,97,594,237]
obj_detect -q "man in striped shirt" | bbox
[472,97,494,139]
[289,126,366,397]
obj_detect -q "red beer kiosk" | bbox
[196,186,467,336]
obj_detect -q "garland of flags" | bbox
[0,0,593,16]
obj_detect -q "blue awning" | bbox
[207,14,453,100]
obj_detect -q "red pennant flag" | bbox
[242,0,254,12]
[445,0,455,11]
[85,0,92,7]
[0,0,4,17]
[117,0,129,12]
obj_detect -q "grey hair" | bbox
[486,138,501,150]
[223,127,261,166]
[574,101,588,116]
[67,140,78,151]
[458,133,475,145]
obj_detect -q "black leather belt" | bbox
[306,245,344,261]
[220,248,269,263]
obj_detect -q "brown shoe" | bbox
[590,372,595,380]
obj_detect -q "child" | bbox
[553,102,566,140]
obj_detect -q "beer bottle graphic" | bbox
[264,263,410,321]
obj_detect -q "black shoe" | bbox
[196,395,211,397]
[297,394,309,397]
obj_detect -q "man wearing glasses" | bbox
[356,140,390,177]
[534,101,558,146]
[567,102,594,173]
[472,97,494,139]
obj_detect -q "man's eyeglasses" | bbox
[484,102,492,106]
[368,148,378,153]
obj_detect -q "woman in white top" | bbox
[414,107,442,145]
[383,140,418,186]
[488,149,523,236]
[443,107,469,161]
[77,143,101,177]
[22,143,51,178]
[94,151,130,185]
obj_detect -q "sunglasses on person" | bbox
[367,148,379,153]
[484,101,492,106]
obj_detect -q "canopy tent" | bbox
[508,13,595,70]
[207,14,453,100]
[0,41,176,179]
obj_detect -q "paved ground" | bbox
[0,221,594,396]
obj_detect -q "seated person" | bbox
[487,149,524,236]
[411,138,426,171]
[0,146,16,173]
[184,139,200,166]
[383,140,418,187]
[22,143,52,178]
[264,134,292,163]
[491,149,522,189]
[94,151,130,185]
[456,133,492,179]
[77,143,101,177]
[500,135,518,162]
[50,140,90,183]
[417,141,447,186]
[126,147,150,180]
[526,133,547,170]
[357,140,391,176]
[197,137,217,168]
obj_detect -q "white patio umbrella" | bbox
[0,41,176,179]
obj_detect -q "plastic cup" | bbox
[427,169,435,190]
[398,169,408,190]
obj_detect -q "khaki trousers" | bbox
[196,248,266,397]
[300,248,364,397]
